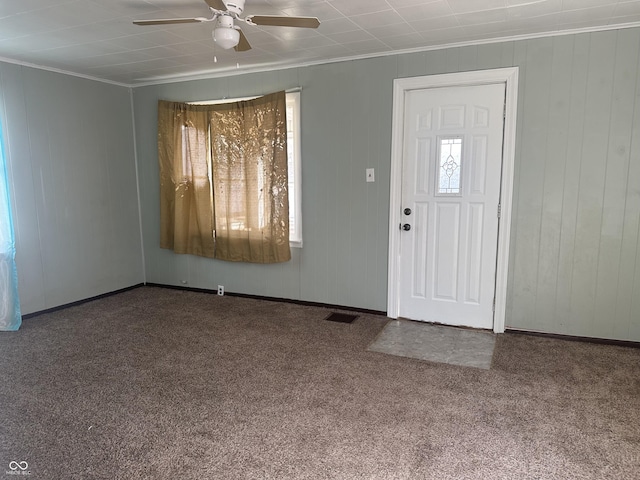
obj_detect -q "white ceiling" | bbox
[1,0,639,86]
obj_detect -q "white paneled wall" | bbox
[0,64,143,314]
[2,26,639,341]
[396,30,640,340]
[508,31,640,340]
[134,28,640,340]
[133,61,395,312]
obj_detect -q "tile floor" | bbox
[367,319,496,369]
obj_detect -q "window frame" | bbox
[435,135,464,197]
[286,91,302,247]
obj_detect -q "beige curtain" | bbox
[157,91,290,264]
[158,101,215,258]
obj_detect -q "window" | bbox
[437,136,463,195]
[160,92,290,263]
[285,91,302,247]
[187,91,302,247]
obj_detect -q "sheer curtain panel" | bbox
[158,91,290,264]
[210,91,290,263]
[158,101,215,258]
[0,119,21,331]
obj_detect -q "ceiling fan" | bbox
[133,0,321,52]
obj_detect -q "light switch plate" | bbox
[366,168,375,182]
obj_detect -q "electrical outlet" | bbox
[217,285,224,296]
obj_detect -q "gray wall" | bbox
[0,63,144,315]
[134,63,393,312]
[134,28,640,341]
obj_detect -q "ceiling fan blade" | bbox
[204,0,227,11]
[133,18,203,26]
[246,15,320,28]
[235,29,252,52]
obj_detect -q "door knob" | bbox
[404,208,411,215]
[402,224,411,231]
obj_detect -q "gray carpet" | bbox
[0,286,638,479]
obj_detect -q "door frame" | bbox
[387,67,519,333]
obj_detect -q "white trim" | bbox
[0,55,130,88]
[286,91,303,248]
[386,80,406,323]
[387,67,519,334]
[0,23,637,88]
[131,22,639,87]
[0,22,637,88]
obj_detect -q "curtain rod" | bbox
[188,87,301,105]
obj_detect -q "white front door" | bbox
[397,83,505,329]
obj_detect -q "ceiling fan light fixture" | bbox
[134,0,321,55]
[213,27,239,49]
